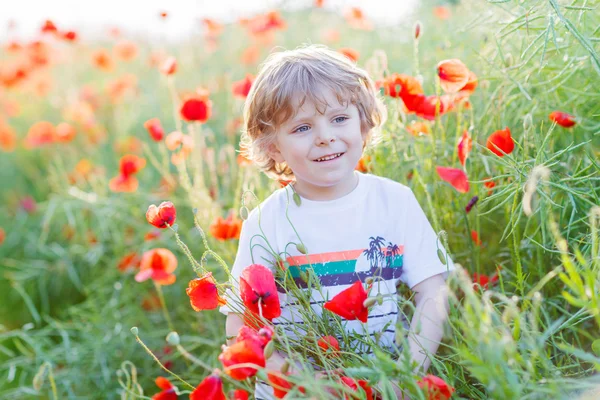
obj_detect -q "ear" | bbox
[266,141,285,164]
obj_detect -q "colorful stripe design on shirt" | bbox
[280,236,404,290]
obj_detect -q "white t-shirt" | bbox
[220,171,455,399]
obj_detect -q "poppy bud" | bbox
[437,249,447,265]
[293,193,301,207]
[504,53,514,67]
[376,294,383,305]
[280,360,290,374]
[264,339,274,359]
[166,331,180,346]
[414,21,422,39]
[130,326,139,336]
[240,206,249,220]
[363,297,377,308]
[365,277,374,285]
[296,243,307,254]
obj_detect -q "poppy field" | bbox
[1,0,600,399]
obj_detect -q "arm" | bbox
[387,273,450,399]
[404,273,450,373]
[225,313,291,371]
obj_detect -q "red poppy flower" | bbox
[232,389,249,400]
[457,130,472,167]
[24,121,55,148]
[461,70,478,94]
[471,266,501,291]
[113,39,138,61]
[486,127,514,157]
[483,178,496,195]
[118,252,141,272]
[165,131,194,165]
[41,20,58,34]
[383,73,424,100]
[417,375,455,400]
[317,335,340,356]
[339,376,374,400]
[411,95,452,120]
[62,31,78,42]
[471,230,482,246]
[144,118,164,141]
[435,167,469,193]
[146,201,176,229]
[406,121,431,137]
[344,7,373,30]
[339,47,360,62]
[152,376,177,400]
[355,155,371,173]
[91,49,114,72]
[160,56,177,75]
[267,372,306,399]
[190,373,226,400]
[549,111,576,128]
[180,89,212,123]
[0,120,17,152]
[54,123,77,143]
[145,230,161,241]
[239,264,281,320]
[135,248,178,285]
[236,325,274,348]
[437,59,470,93]
[232,74,254,99]
[0,227,5,246]
[210,211,243,241]
[109,174,139,193]
[219,336,265,380]
[119,154,146,176]
[186,272,227,311]
[324,280,369,323]
[433,6,451,20]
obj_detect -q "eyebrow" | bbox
[290,107,348,124]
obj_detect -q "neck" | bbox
[291,171,359,201]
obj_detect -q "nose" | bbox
[314,126,336,146]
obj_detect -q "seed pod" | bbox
[296,243,307,254]
[280,360,290,374]
[239,206,249,220]
[293,193,301,207]
[264,340,274,359]
[363,297,377,308]
[437,249,447,265]
[166,331,180,346]
[365,277,374,285]
[376,294,383,305]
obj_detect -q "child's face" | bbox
[268,86,366,199]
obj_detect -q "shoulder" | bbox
[361,173,413,199]
[243,185,291,227]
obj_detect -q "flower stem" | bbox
[154,281,176,333]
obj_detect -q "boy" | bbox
[219,44,455,399]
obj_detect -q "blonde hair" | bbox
[239,44,387,181]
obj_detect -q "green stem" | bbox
[154,282,176,333]
[132,332,195,390]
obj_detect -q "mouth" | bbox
[313,152,345,162]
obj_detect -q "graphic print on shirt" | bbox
[279,236,403,292]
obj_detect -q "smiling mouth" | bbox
[313,152,345,162]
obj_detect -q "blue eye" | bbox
[334,116,348,123]
[293,125,309,133]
